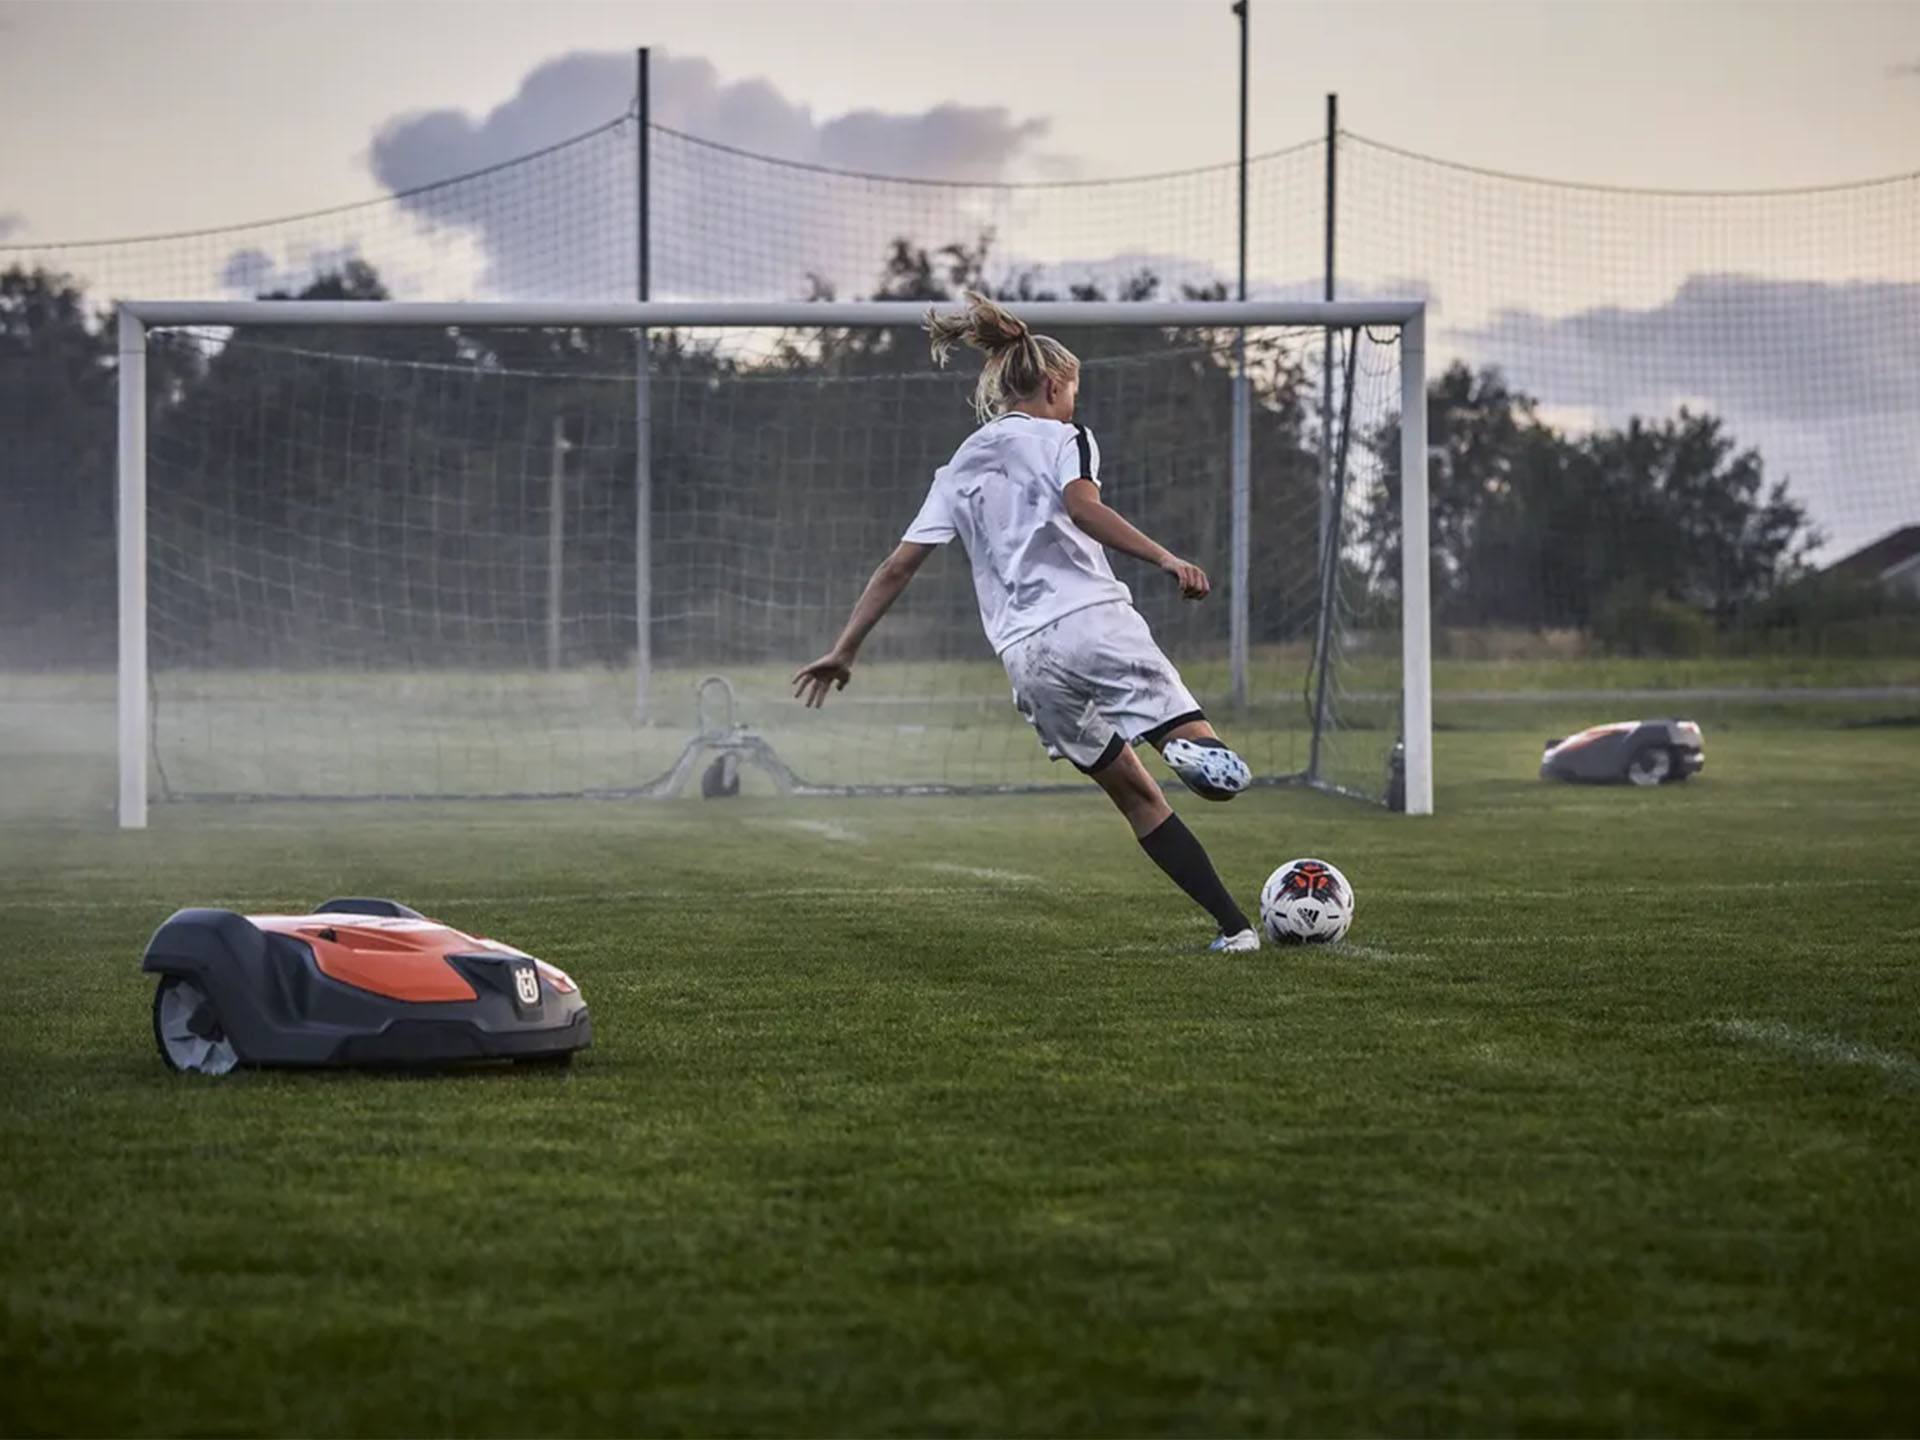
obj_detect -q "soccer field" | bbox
[4,722,1919,1434]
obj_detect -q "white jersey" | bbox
[902,413,1132,654]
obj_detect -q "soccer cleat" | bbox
[1207,928,1261,953]
[1162,736,1252,801]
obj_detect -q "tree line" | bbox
[2,243,1892,672]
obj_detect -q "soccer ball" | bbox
[1259,858,1354,945]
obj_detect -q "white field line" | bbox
[1712,1018,1920,1084]
[1335,942,1436,963]
[13,883,1076,915]
[918,862,1040,885]
[748,817,865,845]
[21,874,1896,918]
[1361,878,1891,902]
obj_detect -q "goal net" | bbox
[118,301,1428,824]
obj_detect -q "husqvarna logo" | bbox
[513,965,540,1006]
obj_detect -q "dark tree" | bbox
[0,267,116,664]
[1362,361,1817,638]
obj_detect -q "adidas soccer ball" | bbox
[1259,858,1354,945]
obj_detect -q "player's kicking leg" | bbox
[1086,743,1259,952]
[1153,718,1253,803]
[1078,604,1252,803]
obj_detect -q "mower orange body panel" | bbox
[246,914,490,1002]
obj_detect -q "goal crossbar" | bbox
[120,299,1427,329]
[115,299,1431,827]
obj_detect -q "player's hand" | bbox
[792,651,854,708]
[1161,554,1211,600]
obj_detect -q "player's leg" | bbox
[1087,745,1258,950]
[1002,617,1256,951]
[1090,606,1251,801]
[1154,728,1252,802]
[1156,716,1219,745]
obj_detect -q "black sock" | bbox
[1137,812,1252,935]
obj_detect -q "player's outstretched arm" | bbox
[793,541,936,708]
[1062,479,1210,599]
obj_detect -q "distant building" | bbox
[1826,525,1920,599]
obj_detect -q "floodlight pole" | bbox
[1320,94,1338,578]
[634,45,653,719]
[117,309,149,829]
[1228,0,1251,707]
[547,414,569,672]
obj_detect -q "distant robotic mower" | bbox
[1540,719,1705,786]
[143,899,590,1075]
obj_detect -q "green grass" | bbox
[4,722,1920,1435]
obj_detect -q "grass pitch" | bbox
[4,724,1919,1435]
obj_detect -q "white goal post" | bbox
[115,299,1430,828]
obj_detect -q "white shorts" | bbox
[1000,602,1205,773]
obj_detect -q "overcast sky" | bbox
[3,0,1914,556]
[2,0,1918,242]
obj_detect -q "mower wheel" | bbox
[152,975,240,1076]
[1626,745,1674,787]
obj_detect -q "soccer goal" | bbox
[114,300,1430,827]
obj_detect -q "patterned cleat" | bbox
[1207,928,1261,953]
[1162,736,1252,801]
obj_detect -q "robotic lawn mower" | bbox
[143,899,590,1075]
[1540,719,1705,787]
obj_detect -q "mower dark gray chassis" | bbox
[1540,719,1706,786]
[143,899,591,1075]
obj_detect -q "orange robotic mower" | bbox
[142,899,590,1075]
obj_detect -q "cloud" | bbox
[367,51,638,193]
[371,50,1051,186]
[1458,274,1920,423]
[1454,275,1920,556]
[0,212,23,242]
[1889,59,1920,78]
[366,50,1060,300]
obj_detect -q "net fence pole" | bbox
[1230,365,1250,706]
[116,309,148,829]
[1228,0,1251,707]
[635,338,652,718]
[1399,307,1433,815]
[634,46,653,718]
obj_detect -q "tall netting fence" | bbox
[135,321,1401,803]
[0,119,1324,308]
[1337,135,1920,669]
[4,105,1916,816]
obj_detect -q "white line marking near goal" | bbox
[1712,1018,1920,1085]
[442,883,997,906]
[918,862,1039,885]
[1334,942,1435,963]
[750,818,865,845]
[15,881,1129,914]
[1363,878,1887,902]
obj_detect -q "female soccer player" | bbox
[792,293,1260,951]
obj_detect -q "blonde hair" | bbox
[925,291,1080,423]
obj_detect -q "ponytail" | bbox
[926,291,1080,423]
